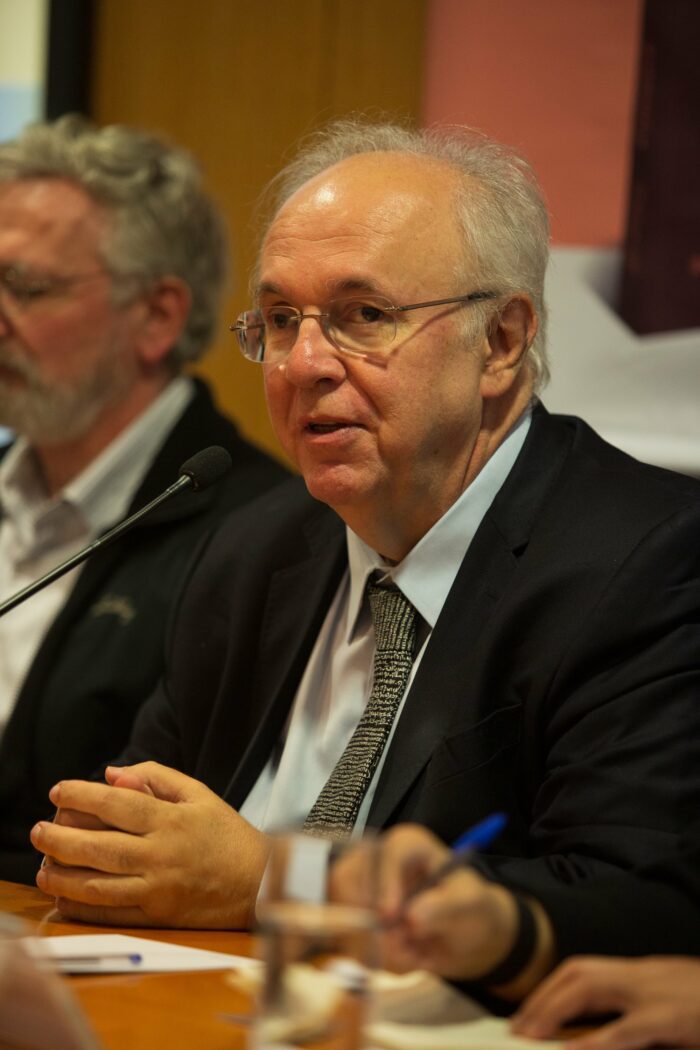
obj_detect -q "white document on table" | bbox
[369,1017,562,1050]
[22,932,261,974]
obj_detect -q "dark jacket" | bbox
[122,403,700,956]
[0,379,288,882]
[531,820,700,960]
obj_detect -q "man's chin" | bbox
[302,463,373,514]
[0,396,99,446]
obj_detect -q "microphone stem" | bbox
[0,474,193,619]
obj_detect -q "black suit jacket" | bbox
[533,819,700,959]
[0,379,288,883]
[122,404,700,954]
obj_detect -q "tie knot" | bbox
[367,579,416,655]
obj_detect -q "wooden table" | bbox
[0,879,256,1050]
[1,881,593,1050]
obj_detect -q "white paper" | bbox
[22,933,261,974]
[369,1017,562,1050]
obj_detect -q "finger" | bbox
[513,958,629,1038]
[404,869,488,953]
[32,821,146,876]
[49,780,161,834]
[105,767,155,796]
[564,1010,674,1050]
[105,762,203,803]
[54,807,113,831]
[36,862,145,909]
[409,870,476,920]
[379,924,426,974]
[378,826,449,917]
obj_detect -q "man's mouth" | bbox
[307,422,349,433]
[0,354,33,382]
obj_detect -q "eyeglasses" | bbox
[230,291,498,363]
[0,264,108,310]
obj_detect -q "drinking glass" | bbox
[254,832,377,1050]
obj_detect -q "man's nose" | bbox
[281,314,346,386]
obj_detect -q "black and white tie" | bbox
[303,579,417,837]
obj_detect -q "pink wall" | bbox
[423,0,643,246]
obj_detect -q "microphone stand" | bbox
[0,474,194,620]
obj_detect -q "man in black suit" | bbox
[0,116,287,883]
[34,122,700,995]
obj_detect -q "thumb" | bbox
[106,761,203,803]
[106,768,155,796]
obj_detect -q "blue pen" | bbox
[451,811,507,855]
[54,952,143,971]
[404,812,507,903]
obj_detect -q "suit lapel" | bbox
[368,404,573,827]
[223,510,346,805]
[368,520,518,827]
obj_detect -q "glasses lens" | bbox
[262,306,302,363]
[328,297,396,354]
[233,309,267,362]
[233,298,399,363]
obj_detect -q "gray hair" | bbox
[0,114,228,367]
[260,120,550,388]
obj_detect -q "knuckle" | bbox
[139,761,163,779]
[561,956,589,978]
[100,837,138,874]
[80,875,115,906]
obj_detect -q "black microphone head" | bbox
[179,446,232,491]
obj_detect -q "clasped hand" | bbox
[31,762,270,929]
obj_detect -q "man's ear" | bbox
[480,295,538,398]
[135,276,192,369]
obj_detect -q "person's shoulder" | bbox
[537,405,700,506]
[165,478,343,620]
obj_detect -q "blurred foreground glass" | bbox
[255,832,377,1050]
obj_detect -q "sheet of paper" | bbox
[369,1017,562,1050]
[22,933,261,974]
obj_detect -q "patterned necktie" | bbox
[303,579,417,837]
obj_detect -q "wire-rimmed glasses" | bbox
[230,290,498,363]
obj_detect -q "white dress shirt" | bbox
[0,377,194,734]
[240,408,532,833]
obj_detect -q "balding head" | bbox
[257,120,550,389]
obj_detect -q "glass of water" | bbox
[254,832,377,1050]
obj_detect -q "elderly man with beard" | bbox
[0,116,287,883]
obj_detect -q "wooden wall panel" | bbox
[91,0,426,464]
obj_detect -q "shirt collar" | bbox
[0,377,193,560]
[345,407,532,638]
[63,376,193,533]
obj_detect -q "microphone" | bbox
[0,445,232,619]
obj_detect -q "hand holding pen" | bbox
[334,814,522,981]
[400,812,508,906]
